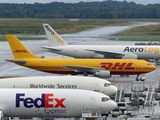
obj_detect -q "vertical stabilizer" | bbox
[6,35,39,59]
[43,23,68,46]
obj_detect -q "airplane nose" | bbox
[109,86,118,96]
[153,66,156,71]
[107,100,117,112]
[149,66,156,71]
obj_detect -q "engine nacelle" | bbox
[94,54,105,58]
[122,54,137,59]
[94,70,110,78]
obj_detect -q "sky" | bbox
[0,0,159,5]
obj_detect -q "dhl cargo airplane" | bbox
[0,89,117,118]
[42,23,160,60]
[0,76,117,96]
[6,35,156,80]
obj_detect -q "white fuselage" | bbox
[49,45,160,59]
[0,76,117,96]
[0,89,117,117]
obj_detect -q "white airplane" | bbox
[0,76,117,96]
[0,89,117,119]
[42,23,160,60]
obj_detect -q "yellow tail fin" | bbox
[6,35,39,59]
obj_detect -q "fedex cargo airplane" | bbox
[6,35,156,80]
[0,76,117,96]
[42,23,160,60]
[0,89,117,119]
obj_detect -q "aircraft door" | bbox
[94,82,99,92]
[136,62,142,70]
[90,96,95,107]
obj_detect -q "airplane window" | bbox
[104,83,110,87]
[102,97,109,102]
[147,64,153,66]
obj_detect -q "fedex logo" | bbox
[100,62,135,70]
[16,93,66,108]
[14,50,29,53]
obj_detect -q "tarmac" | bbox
[1,22,160,120]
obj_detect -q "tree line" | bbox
[0,0,160,18]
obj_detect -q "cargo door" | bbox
[136,61,142,70]
[90,96,95,107]
[94,82,99,92]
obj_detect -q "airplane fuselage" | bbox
[48,45,160,59]
[0,76,117,96]
[13,58,156,75]
[0,89,117,117]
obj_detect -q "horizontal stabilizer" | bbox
[6,59,26,64]
[42,46,62,51]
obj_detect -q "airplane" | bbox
[42,23,160,60]
[6,35,156,80]
[0,88,117,119]
[0,76,117,96]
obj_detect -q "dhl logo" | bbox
[54,34,65,45]
[14,50,29,53]
[100,62,135,70]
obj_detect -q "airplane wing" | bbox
[5,59,26,64]
[61,65,105,73]
[85,49,124,58]
[42,46,62,51]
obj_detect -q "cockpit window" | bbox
[147,64,153,66]
[102,97,109,102]
[104,83,111,87]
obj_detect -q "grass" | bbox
[1,18,160,41]
[112,25,160,37]
[0,18,129,35]
[109,38,160,41]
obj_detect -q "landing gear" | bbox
[136,76,139,81]
[136,75,145,81]
[83,71,88,76]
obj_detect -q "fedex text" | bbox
[16,93,66,108]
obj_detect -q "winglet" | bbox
[43,23,68,46]
[6,35,39,59]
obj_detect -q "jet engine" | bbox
[94,54,105,58]
[122,54,137,59]
[94,70,110,78]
